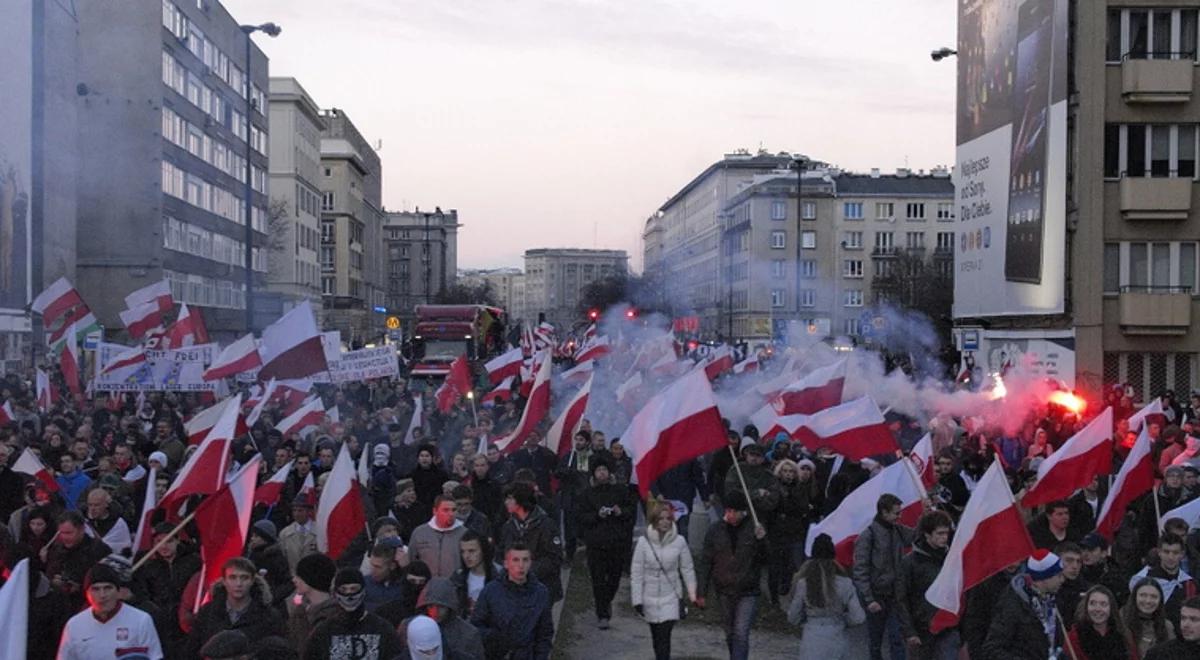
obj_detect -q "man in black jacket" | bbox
[189,557,286,657]
[982,550,1067,660]
[497,481,563,602]
[852,493,914,660]
[895,510,956,660]
[133,521,201,654]
[303,568,402,660]
[697,490,767,660]
[1145,596,1200,659]
[576,459,634,629]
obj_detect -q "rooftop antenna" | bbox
[374,139,383,151]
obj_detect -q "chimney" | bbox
[896,168,910,178]
[870,168,880,178]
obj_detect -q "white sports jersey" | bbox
[57,602,163,660]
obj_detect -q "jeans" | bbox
[906,630,959,660]
[866,600,905,660]
[587,545,626,620]
[719,594,759,660]
[649,621,675,660]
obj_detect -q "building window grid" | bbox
[801,201,817,220]
[1105,123,1198,179]
[1106,8,1200,62]
[843,202,864,220]
[770,230,787,249]
[844,289,864,307]
[770,289,786,308]
[905,203,926,220]
[801,231,817,249]
[843,230,863,249]
[875,202,894,220]
[843,259,864,279]
[936,203,955,221]
[799,289,816,307]
[770,200,788,221]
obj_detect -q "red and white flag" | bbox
[626,368,728,497]
[254,460,292,507]
[357,442,371,487]
[0,558,30,659]
[31,277,83,327]
[403,396,424,446]
[773,360,846,415]
[925,460,1035,633]
[132,467,158,553]
[909,433,937,489]
[36,368,57,413]
[560,359,593,386]
[185,396,248,446]
[245,378,277,427]
[484,347,523,385]
[482,376,515,405]
[192,455,260,609]
[13,448,60,492]
[160,395,241,515]
[119,301,165,341]
[749,403,806,440]
[0,401,14,427]
[299,471,316,506]
[435,355,472,413]
[1161,492,1200,528]
[275,397,326,436]
[495,352,553,454]
[702,345,735,381]
[1095,427,1155,540]
[732,352,759,375]
[164,303,206,348]
[793,397,898,461]
[1021,407,1114,507]
[59,322,83,401]
[547,373,592,457]
[258,301,329,381]
[1127,399,1165,432]
[274,379,314,415]
[616,372,646,416]
[125,279,174,314]
[100,345,147,379]
[203,333,262,381]
[315,443,366,558]
[575,336,611,364]
[805,459,924,566]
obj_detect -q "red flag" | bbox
[494,352,553,454]
[482,376,515,405]
[159,395,241,515]
[484,347,523,385]
[574,336,612,364]
[627,369,727,498]
[164,303,203,348]
[59,323,83,401]
[31,277,83,327]
[119,301,165,341]
[193,455,260,607]
[435,355,472,413]
[258,301,328,381]
[547,373,592,457]
[1095,427,1154,540]
[925,460,1035,633]
[0,401,14,427]
[805,459,924,566]
[560,359,593,386]
[100,345,147,378]
[132,467,159,553]
[185,397,248,446]
[702,345,735,381]
[792,397,898,461]
[773,359,846,415]
[254,460,292,507]
[12,448,60,492]
[1021,408,1114,507]
[125,279,174,314]
[203,333,262,381]
[732,352,759,375]
[274,397,326,437]
[315,444,366,558]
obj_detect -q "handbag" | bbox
[646,536,688,620]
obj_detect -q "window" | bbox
[845,318,861,336]
[843,259,863,279]
[321,192,335,210]
[876,259,895,277]
[843,202,863,220]
[799,260,817,279]
[1106,123,1200,178]
[770,231,786,249]
[801,201,816,220]
[771,260,786,278]
[936,232,954,252]
[801,231,816,249]
[1116,241,1200,291]
[799,289,815,307]
[320,247,335,269]
[770,290,786,308]
[874,231,894,253]
[1107,8,1200,62]
[322,277,335,294]
[875,202,894,220]
[906,232,925,249]
[324,167,332,177]
[321,222,334,242]
[936,203,954,221]
[843,231,863,249]
[1104,243,1121,293]
[844,289,864,307]
[771,200,788,221]
[905,203,925,220]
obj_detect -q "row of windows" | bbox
[292,259,320,289]
[162,106,264,190]
[161,160,266,231]
[840,231,954,250]
[1107,8,1200,62]
[1103,124,1198,179]
[162,216,266,272]
[163,268,246,310]
[161,49,257,155]
[162,1,266,113]
[1102,241,1199,293]
[295,184,320,218]
[295,221,319,254]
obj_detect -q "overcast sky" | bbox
[226,0,957,271]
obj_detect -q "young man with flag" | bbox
[853,493,916,660]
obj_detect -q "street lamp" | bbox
[930,47,957,62]
[240,22,281,333]
[790,156,808,342]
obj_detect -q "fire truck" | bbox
[409,305,506,378]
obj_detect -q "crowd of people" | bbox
[2,356,1200,660]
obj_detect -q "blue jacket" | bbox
[470,573,553,660]
[364,574,405,614]
[56,470,92,510]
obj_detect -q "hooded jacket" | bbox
[188,574,286,657]
[981,575,1062,660]
[497,507,562,602]
[470,573,553,660]
[400,577,486,660]
[697,516,767,597]
[410,516,468,578]
[894,539,950,641]
[55,469,92,509]
[303,601,403,660]
[850,516,915,606]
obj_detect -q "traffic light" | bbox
[587,308,600,321]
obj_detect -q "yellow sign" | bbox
[386,316,401,330]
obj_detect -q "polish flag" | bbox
[482,376,515,405]
[755,362,806,402]
[1021,407,1114,507]
[59,322,83,401]
[193,455,260,608]
[274,379,314,416]
[1161,492,1200,528]
[561,359,593,385]
[485,347,524,385]
[926,460,1036,633]
[749,403,806,440]
[12,448,60,492]
[275,397,326,436]
[254,460,292,507]
[0,401,14,427]
[805,459,924,566]
[299,471,316,506]
[203,334,262,381]
[616,372,645,416]
[435,355,472,413]
[315,443,366,558]
[185,396,248,445]
[159,395,241,515]
[132,467,158,553]
[245,378,277,427]
[909,433,937,489]
[732,352,759,375]
[703,345,735,381]
[773,360,846,415]
[1095,427,1155,540]
[547,373,592,457]
[31,277,83,327]
[793,397,898,461]
[626,368,728,497]
[575,336,612,364]
[164,303,206,348]
[119,301,165,341]
[1127,399,1165,432]
[125,279,174,314]
[0,558,30,660]
[495,352,553,454]
[100,345,147,379]
[258,301,329,381]
[403,396,424,446]
[36,368,57,413]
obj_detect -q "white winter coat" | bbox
[630,524,697,623]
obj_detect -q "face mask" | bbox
[335,588,366,612]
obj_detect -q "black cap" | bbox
[811,533,836,560]
[201,630,251,659]
[723,490,749,513]
[333,567,365,589]
[1080,533,1109,551]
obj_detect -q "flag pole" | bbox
[1154,485,1164,532]
[1056,607,1080,660]
[467,390,479,427]
[728,445,761,529]
[131,509,199,572]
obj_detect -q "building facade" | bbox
[319,108,384,346]
[382,208,461,325]
[523,248,628,329]
[266,77,324,323]
[75,0,271,340]
[458,267,524,319]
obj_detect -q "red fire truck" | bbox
[409,305,506,378]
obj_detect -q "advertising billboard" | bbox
[0,2,32,315]
[953,0,1068,318]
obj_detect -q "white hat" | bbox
[148,451,168,469]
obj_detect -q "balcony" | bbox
[1121,58,1194,103]
[1119,177,1192,220]
[932,246,954,259]
[871,246,898,258]
[1118,286,1192,335]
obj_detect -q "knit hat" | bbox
[252,519,278,544]
[83,563,122,591]
[796,458,816,471]
[741,442,764,457]
[739,436,756,452]
[810,533,836,561]
[723,490,749,513]
[1164,464,1185,478]
[291,493,314,509]
[97,554,133,587]
[373,443,390,467]
[148,451,168,469]
[200,629,251,659]
[295,553,337,593]
[1027,549,1063,582]
[590,457,612,477]
[396,478,415,493]
[406,615,443,660]
[332,567,366,612]
[152,521,175,538]
[372,516,401,536]
[1080,533,1109,551]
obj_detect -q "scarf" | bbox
[1021,578,1059,658]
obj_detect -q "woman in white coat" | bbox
[787,533,866,658]
[631,502,699,660]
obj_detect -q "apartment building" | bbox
[523,248,628,329]
[382,208,461,324]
